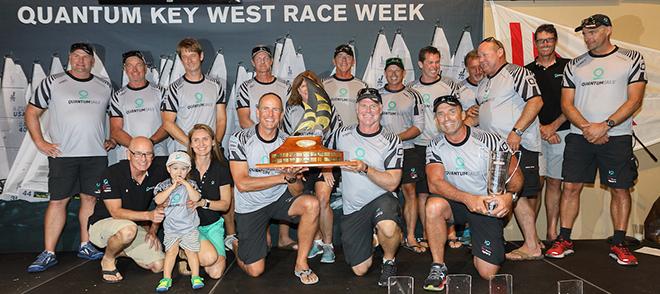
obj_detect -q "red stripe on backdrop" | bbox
[532,32,538,58]
[509,22,524,65]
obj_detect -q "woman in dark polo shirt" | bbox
[183,124,232,279]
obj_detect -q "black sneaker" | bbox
[423,263,448,291]
[377,259,397,287]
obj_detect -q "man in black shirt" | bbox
[88,137,167,283]
[524,24,570,243]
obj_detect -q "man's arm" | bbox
[346,160,402,192]
[607,82,646,130]
[149,124,170,145]
[161,111,189,146]
[109,117,132,147]
[540,113,567,141]
[398,126,421,142]
[25,104,61,157]
[237,108,254,129]
[508,96,543,150]
[104,198,163,223]
[229,160,289,192]
[215,104,227,144]
[426,162,490,215]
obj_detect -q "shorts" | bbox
[340,192,402,266]
[562,134,637,189]
[447,199,505,265]
[198,217,226,257]
[539,130,569,179]
[164,229,200,252]
[48,156,107,200]
[515,147,540,197]
[235,190,300,264]
[402,148,424,184]
[89,218,164,265]
[413,145,429,193]
[302,167,341,194]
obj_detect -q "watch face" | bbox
[607,120,615,127]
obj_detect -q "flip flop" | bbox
[448,239,463,249]
[278,241,299,251]
[506,248,544,261]
[101,268,122,284]
[294,268,319,285]
[403,239,427,253]
[416,237,429,248]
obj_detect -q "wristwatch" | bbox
[605,119,615,128]
[284,175,297,184]
[510,192,519,203]
[202,199,210,209]
[511,127,524,137]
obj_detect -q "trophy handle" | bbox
[505,150,522,185]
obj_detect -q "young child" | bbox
[154,151,204,292]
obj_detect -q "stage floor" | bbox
[3,240,659,293]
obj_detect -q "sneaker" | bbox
[545,238,574,259]
[27,251,58,273]
[77,243,104,260]
[423,263,448,292]
[224,234,238,252]
[307,242,324,259]
[156,278,172,292]
[191,275,205,289]
[609,244,638,266]
[320,244,335,264]
[378,259,397,287]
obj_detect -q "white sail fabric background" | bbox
[274,36,306,84]
[362,32,391,88]
[390,32,415,85]
[431,26,453,78]
[490,2,660,150]
[0,57,28,181]
[222,64,254,156]
[451,31,474,81]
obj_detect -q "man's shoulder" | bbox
[91,75,113,90]
[614,47,644,63]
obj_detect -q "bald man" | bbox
[88,137,168,283]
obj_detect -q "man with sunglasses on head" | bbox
[524,25,570,243]
[547,14,646,266]
[25,42,115,273]
[323,44,368,126]
[326,88,404,287]
[476,37,545,261]
[87,137,168,283]
[110,51,169,166]
[423,95,523,291]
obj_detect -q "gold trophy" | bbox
[256,76,355,168]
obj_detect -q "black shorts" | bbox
[562,134,637,189]
[413,145,429,193]
[48,156,107,200]
[340,192,402,266]
[516,147,540,197]
[402,148,424,184]
[235,190,300,264]
[448,199,505,265]
[302,167,341,194]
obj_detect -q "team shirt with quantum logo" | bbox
[322,75,368,126]
[426,126,509,196]
[281,102,342,137]
[110,82,168,160]
[236,77,291,125]
[408,76,460,146]
[161,75,225,151]
[457,79,479,110]
[562,46,647,136]
[228,126,288,214]
[153,178,200,236]
[476,63,542,152]
[328,125,403,215]
[30,72,112,157]
[378,86,425,149]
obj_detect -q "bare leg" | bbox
[559,182,583,230]
[288,195,320,275]
[185,249,201,277]
[610,188,631,231]
[278,223,296,248]
[198,239,226,279]
[224,193,236,236]
[418,192,429,243]
[78,193,96,243]
[425,197,452,264]
[544,177,563,240]
[315,181,333,244]
[376,220,401,261]
[44,198,70,252]
[508,198,541,257]
[474,256,500,280]
[401,183,422,251]
[163,242,179,279]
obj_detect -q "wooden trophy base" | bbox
[256,136,356,168]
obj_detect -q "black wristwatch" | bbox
[511,127,524,137]
[284,175,297,184]
[605,119,615,128]
[202,199,210,209]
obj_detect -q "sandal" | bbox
[416,237,429,248]
[278,241,299,251]
[403,239,427,253]
[294,268,319,285]
[101,268,122,283]
[448,239,463,249]
[506,248,544,261]
[156,278,172,292]
[191,275,205,289]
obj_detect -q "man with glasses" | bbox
[547,14,646,266]
[111,50,169,166]
[326,88,404,287]
[379,57,426,254]
[25,42,115,272]
[162,38,227,151]
[476,37,544,261]
[423,95,522,290]
[87,137,167,282]
[524,25,570,243]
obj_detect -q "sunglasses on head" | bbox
[122,50,145,64]
[433,95,462,111]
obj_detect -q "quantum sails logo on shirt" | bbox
[126,97,157,114]
[580,67,615,87]
[445,156,480,176]
[186,92,212,109]
[68,89,101,104]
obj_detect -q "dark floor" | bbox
[3,240,659,294]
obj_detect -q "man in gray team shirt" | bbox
[327,87,404,287]
[26,42,115,272]
[110,50,169,163]
[228,93,320,284]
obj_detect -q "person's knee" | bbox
[610,188,631,199]
[376,220,400,239]
[302,196,320,215]
[474,257,500,280]
[351,262,370,276]
[205,260,226,279]
[149,260,164,273]
[402,183,416,198]
[48,198,69,209]
[562,183,582,195]
[426,197,449,219]
[245,264,265,277]
[198,250,218,267]
[116,224,138,244]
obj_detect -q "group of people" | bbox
[23,12,646,292]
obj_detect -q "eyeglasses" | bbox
[122,50,145,64]
[535,38,556,45]
[357,88,382,103]
[433,95,462,112]
[358,88,379,97]
[129,150,154,159]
